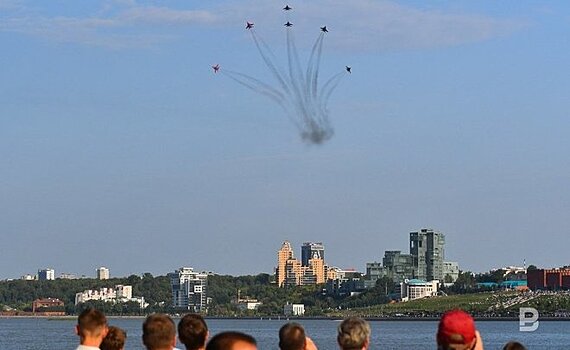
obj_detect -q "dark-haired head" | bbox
[503,341,527,350]
[178,314,208,350]
[279,323,306,350]
[142,314,176,350]
[206,331,257,350]
[100,326,127,350]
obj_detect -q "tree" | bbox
[450,271,477,293]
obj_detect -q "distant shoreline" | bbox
[2,315,570,322]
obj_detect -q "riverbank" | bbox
[2,314,570,322]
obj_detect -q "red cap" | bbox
[437,309,476,345]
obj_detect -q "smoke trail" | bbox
[221,71,302,130]
[250,30,291,95]
[224,69,286,100]
[319,72,345,112]
[220,15,348,144]
[286,28,308,115]
[305,33,324,99]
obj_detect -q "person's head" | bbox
[437,309,477,350]
[205,331,257,350]
[503,341,527,350]
[178,314,209,350]
[100,326,127,350]
[76,308,108,346]
[337,317,371,350]
[142,314,176,350]
[279,322,306,350]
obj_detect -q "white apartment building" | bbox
[399,279,439,302]
[75,285,147,308]
[96,267,110,280]
[38,268,55,280]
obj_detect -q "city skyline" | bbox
[5,231,543,281]
[2,1,570,278]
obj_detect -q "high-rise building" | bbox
[410,231,427,280]
[277,241,294,287]
[383,250,416,282]
[285,258,303,286]
[365,250,416,286]
[38,268,55,281]
[365,228,456,288]
[168,267,208,312]
[427,230,445,281]
[365,261,385,279]
[277,241,327,287]
[301,242,325,267]
[309,256,325,284]
[410,228,446,281]
[96,267,110,280]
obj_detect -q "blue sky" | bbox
[1,0,569,279]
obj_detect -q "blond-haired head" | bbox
[337,317,370,350]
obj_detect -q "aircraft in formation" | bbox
[215,6,352,144]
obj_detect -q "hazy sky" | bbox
[1,0,569,279]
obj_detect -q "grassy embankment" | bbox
[325,291,565,317]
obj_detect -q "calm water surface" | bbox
[0,317,568,349]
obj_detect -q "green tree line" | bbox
[0,273,171,314]
[0,273,402,316]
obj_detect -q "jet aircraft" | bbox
[212,64,220,73]
[283,5,292,10]
[246,21,254,29]
[320,26,328,32]
[284,21,293,27]
[345,66,351,73]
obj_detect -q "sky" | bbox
[1,0,569,279]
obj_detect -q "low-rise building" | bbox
[527,268,570,290]
[399,279,439,302]
[233,290,262,311]
[75,285,147,309]
[443,261,460,283]
[237,301,263,311]
[284,303,305,316]
[59,273,79,280]
[32,298,65,314]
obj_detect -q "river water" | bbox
[0,317,568,349]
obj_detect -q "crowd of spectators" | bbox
[74,307,527,350]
